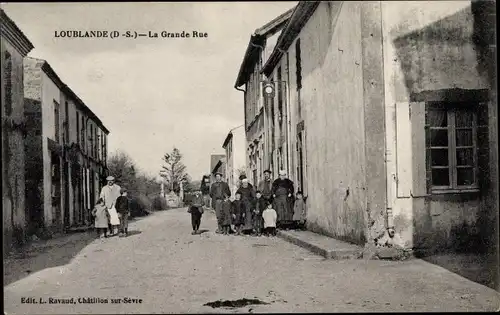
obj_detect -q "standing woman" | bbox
[271,170,295,229]
[99,176,121,236]
[200,175,211,210]
[237,178,256,234]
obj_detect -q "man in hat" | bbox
[99,175,122,236]
[271,170,295,229]
[258,169,273,203]
[210,172,231,234]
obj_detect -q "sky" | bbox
[2,1,297,180]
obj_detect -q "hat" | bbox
[239,174,247,180]
[215,172,223,176]
[120,187,127,194]
[279,170,286,176]
[106,176,115,181]
[263,169,272,174]
[242,178,249,184]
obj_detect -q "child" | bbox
[188,190,204,235]
[221,198,232,235]
[292,191,307,230]
[115,188,130,237]
[231,192,245,235]
[253,190,266,236]
[92,198,109,239]
[262,202,277,236]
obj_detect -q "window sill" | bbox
[430,188,480,195]
[429,188,481,202]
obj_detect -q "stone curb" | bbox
[277,230,364,260]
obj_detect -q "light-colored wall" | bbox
[290,1,368,244]
[381,1,496,251]
[41,71,61,227]
[1,37,27,251]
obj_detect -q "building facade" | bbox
[24,57,109,234]
[261,1,498,257]
[222,125,246,198]
[1,9,35,252]
[234,8,294,186]
[210,154,226,183]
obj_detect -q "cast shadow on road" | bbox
[3,231,97,287]
[197,229,210,235]
[125,230,142,237]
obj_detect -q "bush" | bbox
[152,195,167,210]
[129,193,152,218]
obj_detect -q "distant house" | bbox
[222,125,246,197]
[261,0,497,258]
[234,7,294,187]
[24,57,110,234]
[210,154,226,182]
[1,9,35,252]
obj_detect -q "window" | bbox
[277,66,283,125]
[76,112,80,145]
[54,101,60,143]
[295,38,302,90]
[4,51,12,116]
[64,101,69,144]
[296,39,302,120]
[81,115,85,148]
[426,102,478,192]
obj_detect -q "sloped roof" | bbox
[261,1,320,77]
[234,7,295,88]
[1,9,34,56]
[26,57,110,134]
[210,154,225,173]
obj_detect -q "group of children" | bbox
[188,189,307,237]
[92,188,130,238]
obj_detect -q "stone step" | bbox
[277,230,364,260]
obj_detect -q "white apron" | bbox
[108,206,120,225]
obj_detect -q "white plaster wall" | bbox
[41,72,60,227]
[381,1,485,249]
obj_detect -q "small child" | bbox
[115,188,130,237]
[292,191,307,230]
[92,198,109,239]
[231,192,244,235]
[253,190,266,236]
[221,199,232,235]
[262,202,277,236]
[188,190,204,235]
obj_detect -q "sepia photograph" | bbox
[2,1,499,313]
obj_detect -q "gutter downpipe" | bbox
[278,46,293,178]
[380,3,395,239]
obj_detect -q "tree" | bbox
[160,147,189,195]
[107,150,138,190]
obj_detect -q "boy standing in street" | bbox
[188,190,204,235]
[115,188,130,237]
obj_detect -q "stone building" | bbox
[209,154,226,182]
[234,8,294,186]
[1,9,35,252]
[222,125,246,198]
[24,57,110,234]
[261,0,497,261]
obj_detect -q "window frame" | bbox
[426,102,480,194]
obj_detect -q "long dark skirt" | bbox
[274,195,293,224]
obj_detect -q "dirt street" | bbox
[4,208,500,314]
